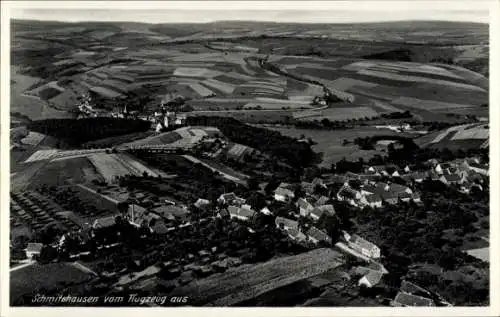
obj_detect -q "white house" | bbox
[297,198,314,217]
[25,243,43,259]
[274,186,295,203]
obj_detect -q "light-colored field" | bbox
[391,96,473,110]
[265,126,401,167]
[170,248,344,306]
[114,153,159,178]
[295,106,379,121]
[20,132,46,146]
[450,125,489,140]
[227,144,250,160]
[358,69,486,92]
[89,86,124,98]
[330,77,379,91]
[24,150,59,163]
[243,101,313,110]
[187,82,216,97]
[88,153,134,182]
[173,67,222,78]
[202,78,236,94]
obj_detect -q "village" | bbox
[11,126,488,307]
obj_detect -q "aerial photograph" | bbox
[7,1,491,309]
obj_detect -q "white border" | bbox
[1,1,499,317]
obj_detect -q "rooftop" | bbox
[394,292,434,307]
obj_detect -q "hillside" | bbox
[10,19,488,124]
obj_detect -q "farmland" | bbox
[10,262,95,305]
[264,126,408,167]
[169,248,344,306]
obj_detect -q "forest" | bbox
[28,118,151,147]
[186,116,319,168]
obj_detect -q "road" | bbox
[182,154,246,184]
[10,260,35,272]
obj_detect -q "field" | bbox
[416,123,489,150]
[10,262,94,305]
[88,153,136,182]
[169,248,344,306]
[27,157,104,189]
[265,126,407,167]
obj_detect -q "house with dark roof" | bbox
[309,207,325,221]
[300,181,315,195]
[287,228,307,242]
[391,292,435,307]
[358,269,384,288]
[217,208,230,219]
[468,163,489,176]
[315,196,330,207]
[361,194,383,208]
[25,242,43,259]
[337,185,362,206]
[275,216,299,231]
[380,191,398,205]
[400,281,433,299]
[439,173,463,185]
[92,215,117,229]
[345,233,381,259]
[228,205,256,221]
[217,192,246,207]
[410,171,428,183]
[153,205,190,221]
[306,227,331,245]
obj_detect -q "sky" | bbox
[8,1,491,24]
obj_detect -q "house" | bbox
[92,215,117,229]
[25,243,43,259]
[274,186,295,203]
[317,204,335,215]
[439,174,463,185]
[435,163,452,175]
[306,226,332,245]
[391,292,435,307]
[337,186,362,206]
[400,281,433,299]
[411,193,422,203]
[398,192,412,202]
[300,181,315,195]
[468,163,489,176]
[151,221,169,234]
[217,192,246,207]
[380,191,398,205]
[275,216,299,231]
[297,198,314,217]
[194,198,211,209]
[128,204,159,227]
[358,270,384,288]
[228,206,256,221]
[345,233,381,259]
[309,207,325,221]
[388,183,413,195]
[217,208,230,219]
[287,228,307,242]
[260,207,273,215]
[410,171,428,183]
[361,194,383,208]
[153,205,189,221]
[404,165,411,173]
[315,196,330,206]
